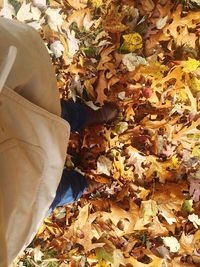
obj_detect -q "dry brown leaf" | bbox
[125,250,165,267]
[95,71,108,105]
[62,8,91,30]
[179,232,194,255]
[67,0,88,10]
[148,216,169,237]
[97,45,116,71]
[66,204,104,252]
[99,200,140,235]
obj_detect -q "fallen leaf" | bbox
[122,53,147,71]
[50,40,64,58]
[95,71,108,105]
[67,0,88,10]
[46,8,63,32]
[97,155,113,176]
[162,236,180,253]
[120,33,143,52]
[16,2,33,22]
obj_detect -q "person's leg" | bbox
[48,169,88,214]
[60,99,88,132]
[61,99,119,132]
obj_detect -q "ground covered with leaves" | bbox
[3,0,200,266]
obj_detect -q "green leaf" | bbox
[114,122,128,134]
[81,47,96,57]
[192,145,200,158]
[120,33,143,53]
[182,199,194,213]
[96,248,114,263]
[187,133,200,140]
[8,0,21,12]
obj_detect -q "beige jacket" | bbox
[0,18,70,266]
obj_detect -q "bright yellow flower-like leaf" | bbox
[120,33,143,53]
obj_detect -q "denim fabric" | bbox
[60,99,88,132]
[48,170,88,214]
[48,100,89,215]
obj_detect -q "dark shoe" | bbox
[84,178,103,194]
[85,102,119,126]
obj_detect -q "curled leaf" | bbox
[50,40,64,58]
[122,53,147,71]
[120,33,143,53]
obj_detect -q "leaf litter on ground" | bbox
[3,0,200,266]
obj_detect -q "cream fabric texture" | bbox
[0,18,70,266]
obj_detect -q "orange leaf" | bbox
[95,71,108,105]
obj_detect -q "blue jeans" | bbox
[60,99,88,132]
[48,100,89,214]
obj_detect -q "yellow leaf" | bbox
[171,155,180,167]
[142,61,168,80]
[94,260,111,267]
[191,76,200,94]
[182,58,200,73]
[121,33,143,52]
[192,230,200,250]
[90,0,103,8]
[192,145,200,158]
[84,78,97,98]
